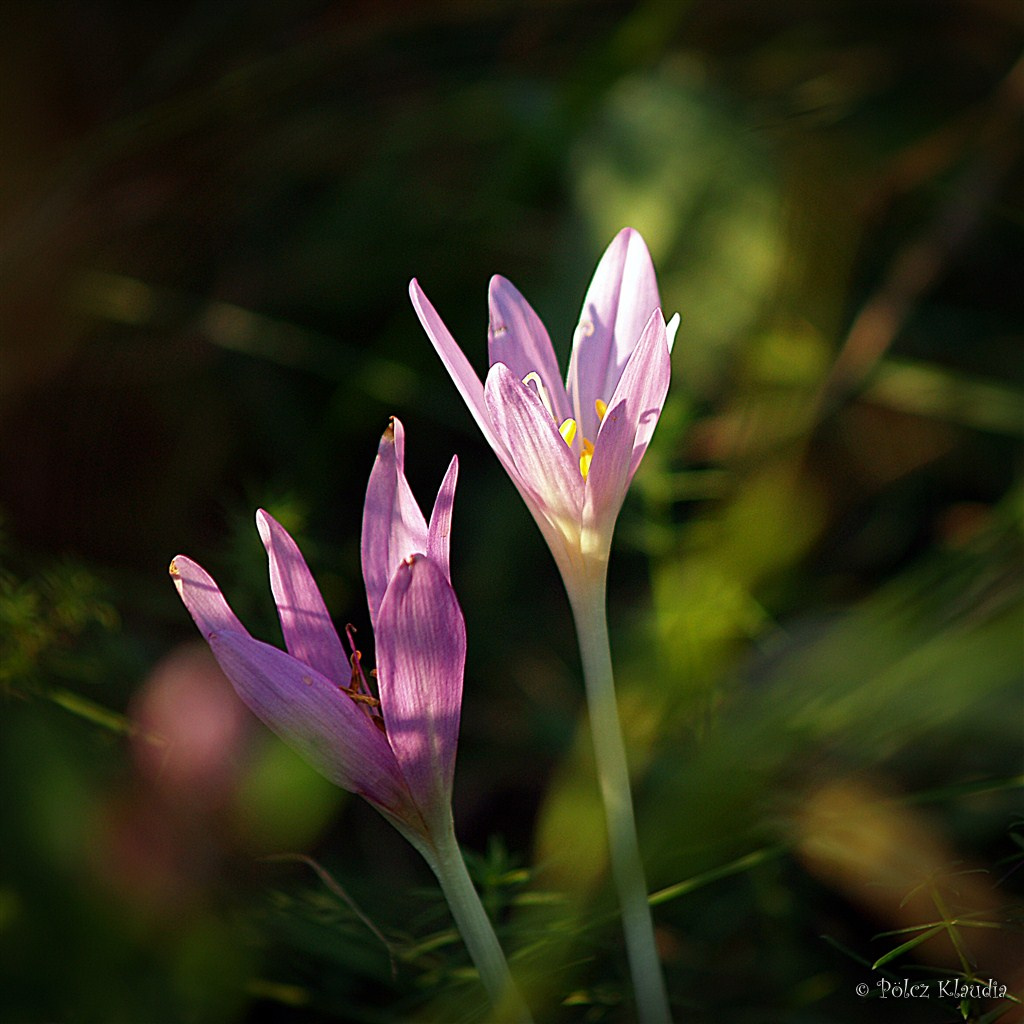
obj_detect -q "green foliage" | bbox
[1,1,1021,1021]
[0,548,118,696]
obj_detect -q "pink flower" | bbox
[170,419,462,849]
[410,228,677,585]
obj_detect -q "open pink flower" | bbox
[410,228,677,585]
[170,419,462,849]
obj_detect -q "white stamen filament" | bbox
[521,371,555,419]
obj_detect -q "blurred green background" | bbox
[1,2,1021,1022]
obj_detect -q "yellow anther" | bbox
[558,418,577,446]
[579,438,595,479]
[595,398,607,421]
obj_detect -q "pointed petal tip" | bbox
[255,508,278,547]
[395,550,440,576]
[408,278,430,312]
[487,273,514,297]
[169,553,200,580]
[379,414,406,463]
[409,279,434,310]
[170,552,248,638]
[666,312,680,353]
[169,554,197,586]
[487,275,523,327]
[641,306,669,344]
[611,225,650,253]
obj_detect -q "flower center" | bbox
[342,625,386,733]
[521,372,608,479]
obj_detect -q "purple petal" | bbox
[483,362,584,526]
[582,310,669,544]
[412,279,537,495]
[488,276,570,424]
[612,309,671,479]
[256,510,348,686]
[170,555,248,638]
[614,307,671,479]
[171,552,425,829]
[566,228,661,440]
[581,398,635,549]
[208,630,421,827]
[427,455,458,578]
[362,417,429,627]
[410,280,503,453]
[375,555,465,819]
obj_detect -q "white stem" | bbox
[568,571,673,1023]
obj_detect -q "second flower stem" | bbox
[425,820,534,1023]
[569,573,672,1024]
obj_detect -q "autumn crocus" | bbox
[411,230,676,1022]
[171,419,531,1021]
[410,227,678,588]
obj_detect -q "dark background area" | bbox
[1,2,1021,1021]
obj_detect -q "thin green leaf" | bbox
[871,924,946,969]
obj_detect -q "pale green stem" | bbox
[568,571,673,1024]
[421,819,534,1023]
